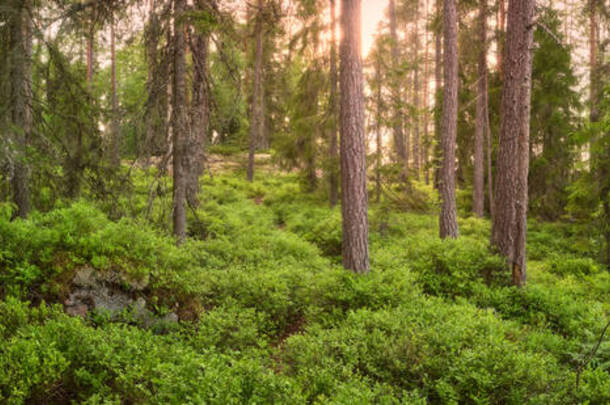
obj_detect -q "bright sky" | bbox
[361,1,388,56]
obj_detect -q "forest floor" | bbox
[1,155,609,403]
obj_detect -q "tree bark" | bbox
[375,56,383,203]
[491,0,535,286]
[172,0,188,242]
[109,13,121,167]
[439,0,459,239]
[247,0,265,182]
[412,0,421,178]
[433,0,443,190]
[187,13,209,208]
[497,0,506,78]
[473,0,488,217]
[389,0,407,171]
[340,0,369,273]
[9,0,32,218]
[329,0,339,207]
[423,0,430,185]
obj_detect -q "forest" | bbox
[1,0,610,402]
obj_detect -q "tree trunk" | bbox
[412,0,421,179]
[187,17,209,208]
[589,0,599,122]
[439,0,459,239]
[491,0,535,286]
[9,0,32,218]
[389,0,407,171]
[423,0,430,185]
[172,0,188,242]
[485,90,494,218]
[329,0,339,207]
[497,0,506,78]
[473,0,488,217]
[375,56,383,203]
[247,0,265,182]
[340,0,369,273]
[433,0,443,190]
[110,13,121,167]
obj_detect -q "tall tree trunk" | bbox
[187,16,210,208]
[433,0,443,189]
[9,0,32,218]
[340,0,369,273]
[589,0,599,123]
[172,0,188,242]
[473,0,488,217]
[485,91,494,218]
[491,0,535,286]
[412,0,421,179]
[247,0,264,182]
[423,0,430,185]
[439,0,459,239]
[389,0,407,171]
[110,13,121,167]
[497,0,506,78]
[329,0,339,207]
[375,56,383,203]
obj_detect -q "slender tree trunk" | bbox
[375,56,383,203]
[9,0,32,218]
[423,0,430,185]
[433,0,443,189]
[485,92,494,218]
[110,13,121,167]
[172,0,188,242]
[491,0,535,286]
[589,0,599,123]
[439,0,459,239]
[187,22,209,208]
[247,0,264,182]
[329,0,339,207]
[497,0,506,78]
[389,0,407,171]
[473,0,488,217]
[340,0,369,273]
[412,0,421,179]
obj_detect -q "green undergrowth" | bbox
[1,172,609,403]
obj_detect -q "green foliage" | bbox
[1,172,610,403]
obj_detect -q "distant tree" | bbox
[247,0,265,182]
[172,0,188,242]
[8,0,32,218]
[340,0,369,273]
[389,0,407,172]
[329,0,339,207]
[439,0,458,239]
[473,0,489,217]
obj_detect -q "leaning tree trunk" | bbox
[389,0,407,171]
[491,0,535,286]
[187,19,209,208]
[9,0,32,218]
[110,13,121,167]
[329,0,339,207]
[247,0,264,182]
[171,0,188,242]
[340,0,369,274]
[439,0,459,239]
[473,0,488,217]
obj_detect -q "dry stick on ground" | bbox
[576,318,610,388]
